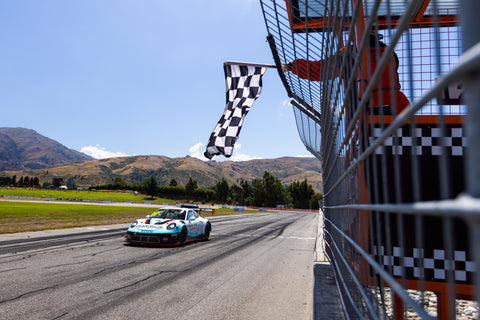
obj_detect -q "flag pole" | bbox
[224,60,276,68]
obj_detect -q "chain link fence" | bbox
[260,0,480,318]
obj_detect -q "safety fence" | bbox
[260,0,480,319]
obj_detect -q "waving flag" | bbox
[204,63,268,159]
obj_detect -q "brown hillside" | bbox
[1,155,323,192]
[0,127,94,170]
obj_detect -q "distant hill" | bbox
[0,127,323,192]
[0,127,93,171]
[1,155,323,192]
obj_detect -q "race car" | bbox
[124,207,211,246]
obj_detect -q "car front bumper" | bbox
[125,231,180,245]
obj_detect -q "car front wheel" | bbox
[204,222,211,241]
[179,227,187,246]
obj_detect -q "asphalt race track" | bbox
[0,211,318,320]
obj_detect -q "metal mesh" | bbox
[260,0,480,318]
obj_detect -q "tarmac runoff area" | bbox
[314,211,345,319]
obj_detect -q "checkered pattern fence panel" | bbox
[369,125,467,156]
[374,246,475,283]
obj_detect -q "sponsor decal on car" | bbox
[137,224,166,230]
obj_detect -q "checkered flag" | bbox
[204,63,268,159]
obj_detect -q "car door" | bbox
[185,210,201,236]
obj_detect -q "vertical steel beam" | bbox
[460,0,480,198]
[460,0,480,306]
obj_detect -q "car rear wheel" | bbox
[204,222,211,241]
[179,227,187,246]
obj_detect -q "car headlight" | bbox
[167,222,177,230]
[130,221,138,228]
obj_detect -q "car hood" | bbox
[128,218,183,231]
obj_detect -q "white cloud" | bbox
[188,142,209,161]
[296,154,313,158]
[229,143,263,161]
[229,153,261,161]
[275,99,292,118]
[81,144,130,159]
[282,99,291,107]
[188,142,262,162]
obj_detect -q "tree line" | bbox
[137,171,322,210]
[0,175,67,189]
[0,171,323,209]
[0,175,40,188]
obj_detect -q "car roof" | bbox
[179,204,199,209]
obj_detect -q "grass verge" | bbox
[0,201,261,234]
[0,187,172,203]
[0,202,153,234]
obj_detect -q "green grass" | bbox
[0,202,261,234]
[0,201,258,234]
[0,202,155,234]
[0,187,172,203]
[0,188,265,234]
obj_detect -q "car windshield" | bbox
[151,209,185,220]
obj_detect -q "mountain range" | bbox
[0,127,323,192]
[0,127,93,171]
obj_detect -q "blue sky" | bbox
[0,0,310,161]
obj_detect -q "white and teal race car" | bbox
[125,207,211,246]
